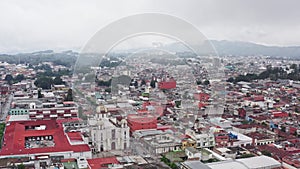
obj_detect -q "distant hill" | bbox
[1,40,300,65]
[0,50,78,67]
[211,40,300,58]
[163,40,300,58]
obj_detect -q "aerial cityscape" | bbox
[1,1,300,169]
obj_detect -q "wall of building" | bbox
[91,119,130,152]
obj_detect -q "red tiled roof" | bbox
[232,124,256,129]
[87,157,119,169]
[0,120,90,156]
[272,112,289,118]
[56,118,82,125]
[127,114,157,123]
[67,132,84,141]
[254,95,264,102]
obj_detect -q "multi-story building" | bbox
[12,99,78,120]
[141,133,182,155]
[89,106,130,152]
[185,129,215,148]
[158,78,176,90]
[127,113,157,132]
[0,119,91,159]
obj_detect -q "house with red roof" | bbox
[0,119,91,159]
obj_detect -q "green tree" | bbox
[4,74,13,85]
[17,164,25,169]
[34,76,53,89]
[134,80,138,88]
[261,150,272,157]
[239,153,255,159]
[290,64,298,70]
[203,80,210,85]
[53,76,65,85]
[280,126,286,132]
[65,88,73,101]
[196,80,202,85]
[140,79,146,86]
[150,79,156,88]
[38,89,43,98]
[15,74,25,82]
[227,77,235,83]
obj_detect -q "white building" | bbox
[141,132,182,155]
[181,155,281,169]
[185,147,201,160]
[89,106,130,152]
[185,129,215,148]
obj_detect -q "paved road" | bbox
[0,94,13,121]
[130,138,151,157]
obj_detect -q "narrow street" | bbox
[0,93,13,121]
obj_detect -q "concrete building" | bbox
[141,132,182,155]
[181,155,281,169]
[127,113,157,132]
[0,119,91,159]
[185,129,215,148]
[89,105,130,152]
[185,147,201,160]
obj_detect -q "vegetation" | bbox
[261,150,272,157]
[34,76,53,89]
[0,123,5,148]
[228,64,300,83]
[53,76,65,85]
[38,89,43,98]
[150,79,156,88]
[141,79,146,86]
[34,69,67,89]
[0,51,77,67]
[97,79,112,87]
[65,89,73,101]
[280,126,286,132]
[161,156,177,169]
[15,74,25,82]
[203,80,210,85]
[4,74,13,85]
[36,68,71,77]
[17,164,25,169]
[99,59,121,68]
[202,158,220,163]
[238,153,255,159]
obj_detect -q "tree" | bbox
[261,150,272,157]
[34,76,53,89]
[290,63,298,70]
[150,79,156,88]
[140,79,146,86]
[4,74,13,85]
[38,89,43,98]
[280,126,286,132]
[294,131,298,137]
[239,153,255,158]
[203,80,210,85]
[15,74,25,82]
[65,89,73,101]
[134,80,138,88]
[53,76,65,85]
[17,164,25,169]
[227,77,235,83]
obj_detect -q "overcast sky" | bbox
[1,0,300,54]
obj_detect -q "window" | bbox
[111,129,115,139]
